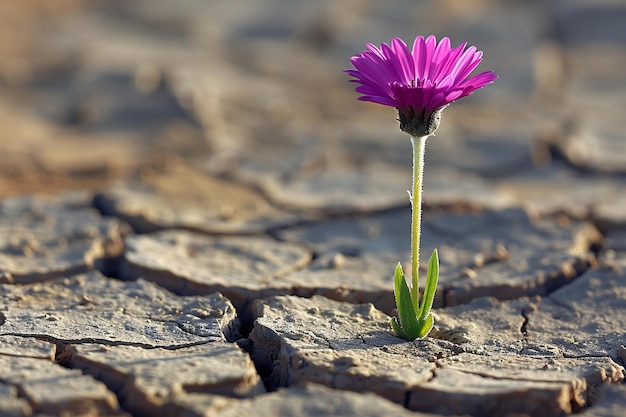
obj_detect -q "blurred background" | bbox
[1,0,625,222]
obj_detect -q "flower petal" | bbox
[436,41,468,82]
[412,36,427,81]
[421,35,437,80]
[346,35,497,114]
[462,70,499,87]
[429,37,451,82]
[392,37,415,83]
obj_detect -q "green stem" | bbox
[410,136,427,312]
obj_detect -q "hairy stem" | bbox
[410,136,427,311]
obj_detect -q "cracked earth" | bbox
[1,1,625,416]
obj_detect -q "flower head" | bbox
[346,35,498,137]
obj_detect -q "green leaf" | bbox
[392,263,420,340]
[417,313,434,338]
[390,317,407,340]
[418,249,439,320]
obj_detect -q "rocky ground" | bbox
[1,1,625,416]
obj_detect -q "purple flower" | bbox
[346,35,498,136]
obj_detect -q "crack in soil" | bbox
[9,196,621,417]
[520,310,530,337]
[1,335,133,417]
[53,342,139,417]
[401,366,438,410]
[403,389,412,409]
[3,332,213,351]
